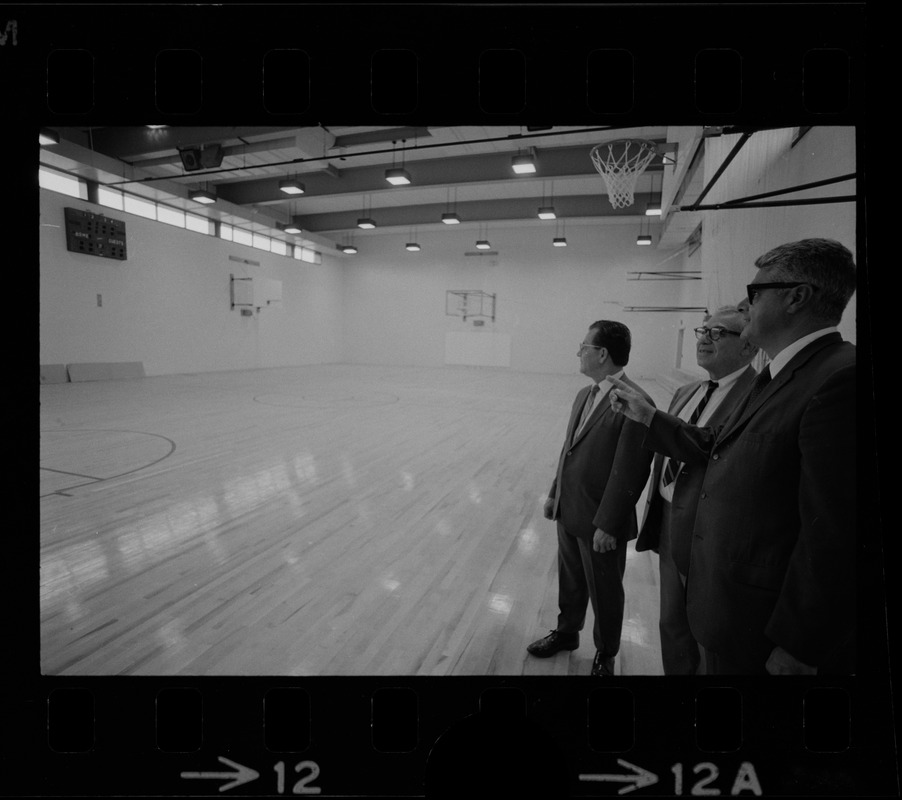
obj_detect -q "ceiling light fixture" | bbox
[553,237,568,247]
[189,188,217,204]
[339,232,358,255]
[385,167,411,186]
[511,152,537,175]
[279,179,305,195]
[636,235,652,245]
[386,139,412,186]
[442,186,461,224]
[475,222,491,250]
[406,242,421,252]
[538,180,557,219]
[282,200,302,235]
[357,195,377,229]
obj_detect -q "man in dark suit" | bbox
[636,305,758,675]
[607,238,857,675]
[527,320,655,676]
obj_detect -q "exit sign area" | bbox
[65,207,127,260]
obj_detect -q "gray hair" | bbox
[706,304,747,332]
[754,238,856,324]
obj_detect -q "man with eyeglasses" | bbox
[607,238,857,676]
[527,320,655,676]
[635,306,758,675]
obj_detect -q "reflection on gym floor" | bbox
[40,364,672,676]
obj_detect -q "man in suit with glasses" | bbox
[527,320,655,676]
[607,239,857,675]
[635,306,758,675]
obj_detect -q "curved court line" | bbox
[40,466,104,480]
[39,428,177,499]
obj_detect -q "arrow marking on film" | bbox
[181,756,260,792]
[579,759,659,794]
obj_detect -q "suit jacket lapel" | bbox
[705,366,756,428]
[568,386,591,444]
[672,381,702,416]
[571,377,623,446]
[717,368,787,442]
[716,335,839,443]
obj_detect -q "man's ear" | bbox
[785,283,816,315]
[741,341,759,358]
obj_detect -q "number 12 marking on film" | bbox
[273,760,321,795]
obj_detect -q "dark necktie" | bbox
[574,384,600,439]
[745,365,772,406]
[662,380,719,487]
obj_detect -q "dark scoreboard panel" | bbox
[64,207,127,260]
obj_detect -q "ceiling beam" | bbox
[331,126,432,149]
[294,194,656,233]
[212,145,664,206]
[81,126,310,159]
[130,136,301,168]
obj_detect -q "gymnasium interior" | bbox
[38,124,858,676]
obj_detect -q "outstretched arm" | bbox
[607,375,717,464]
[606,376,656,426]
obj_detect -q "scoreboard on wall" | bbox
[64,207,127,260]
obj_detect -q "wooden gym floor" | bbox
[39,364,673,676]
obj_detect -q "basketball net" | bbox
[590,139,658,209]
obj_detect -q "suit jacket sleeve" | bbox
[764,363,857,666]
[593,412,656,537]
[643,407,720,465]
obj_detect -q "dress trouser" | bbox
[657,501,704,675]
[556,522,628,658]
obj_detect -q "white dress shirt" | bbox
[576,369,624,436]
[657,364,751,502]
[767,327,838,378]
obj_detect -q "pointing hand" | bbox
[606,376,655,427]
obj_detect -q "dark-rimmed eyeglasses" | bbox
[746,282,812,304]
[578,343,603,354]
[694,326,741,342]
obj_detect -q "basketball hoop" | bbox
[590,139,658,209]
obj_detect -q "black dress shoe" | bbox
[526,630,579,658]
[591,652,615,676]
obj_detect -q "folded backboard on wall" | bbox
[230,275,254,309]
[230,275,282,311]
[446,290,496,322]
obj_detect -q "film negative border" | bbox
[3,4,867,123]
[3,675,896,796]
[8,1,894,798]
